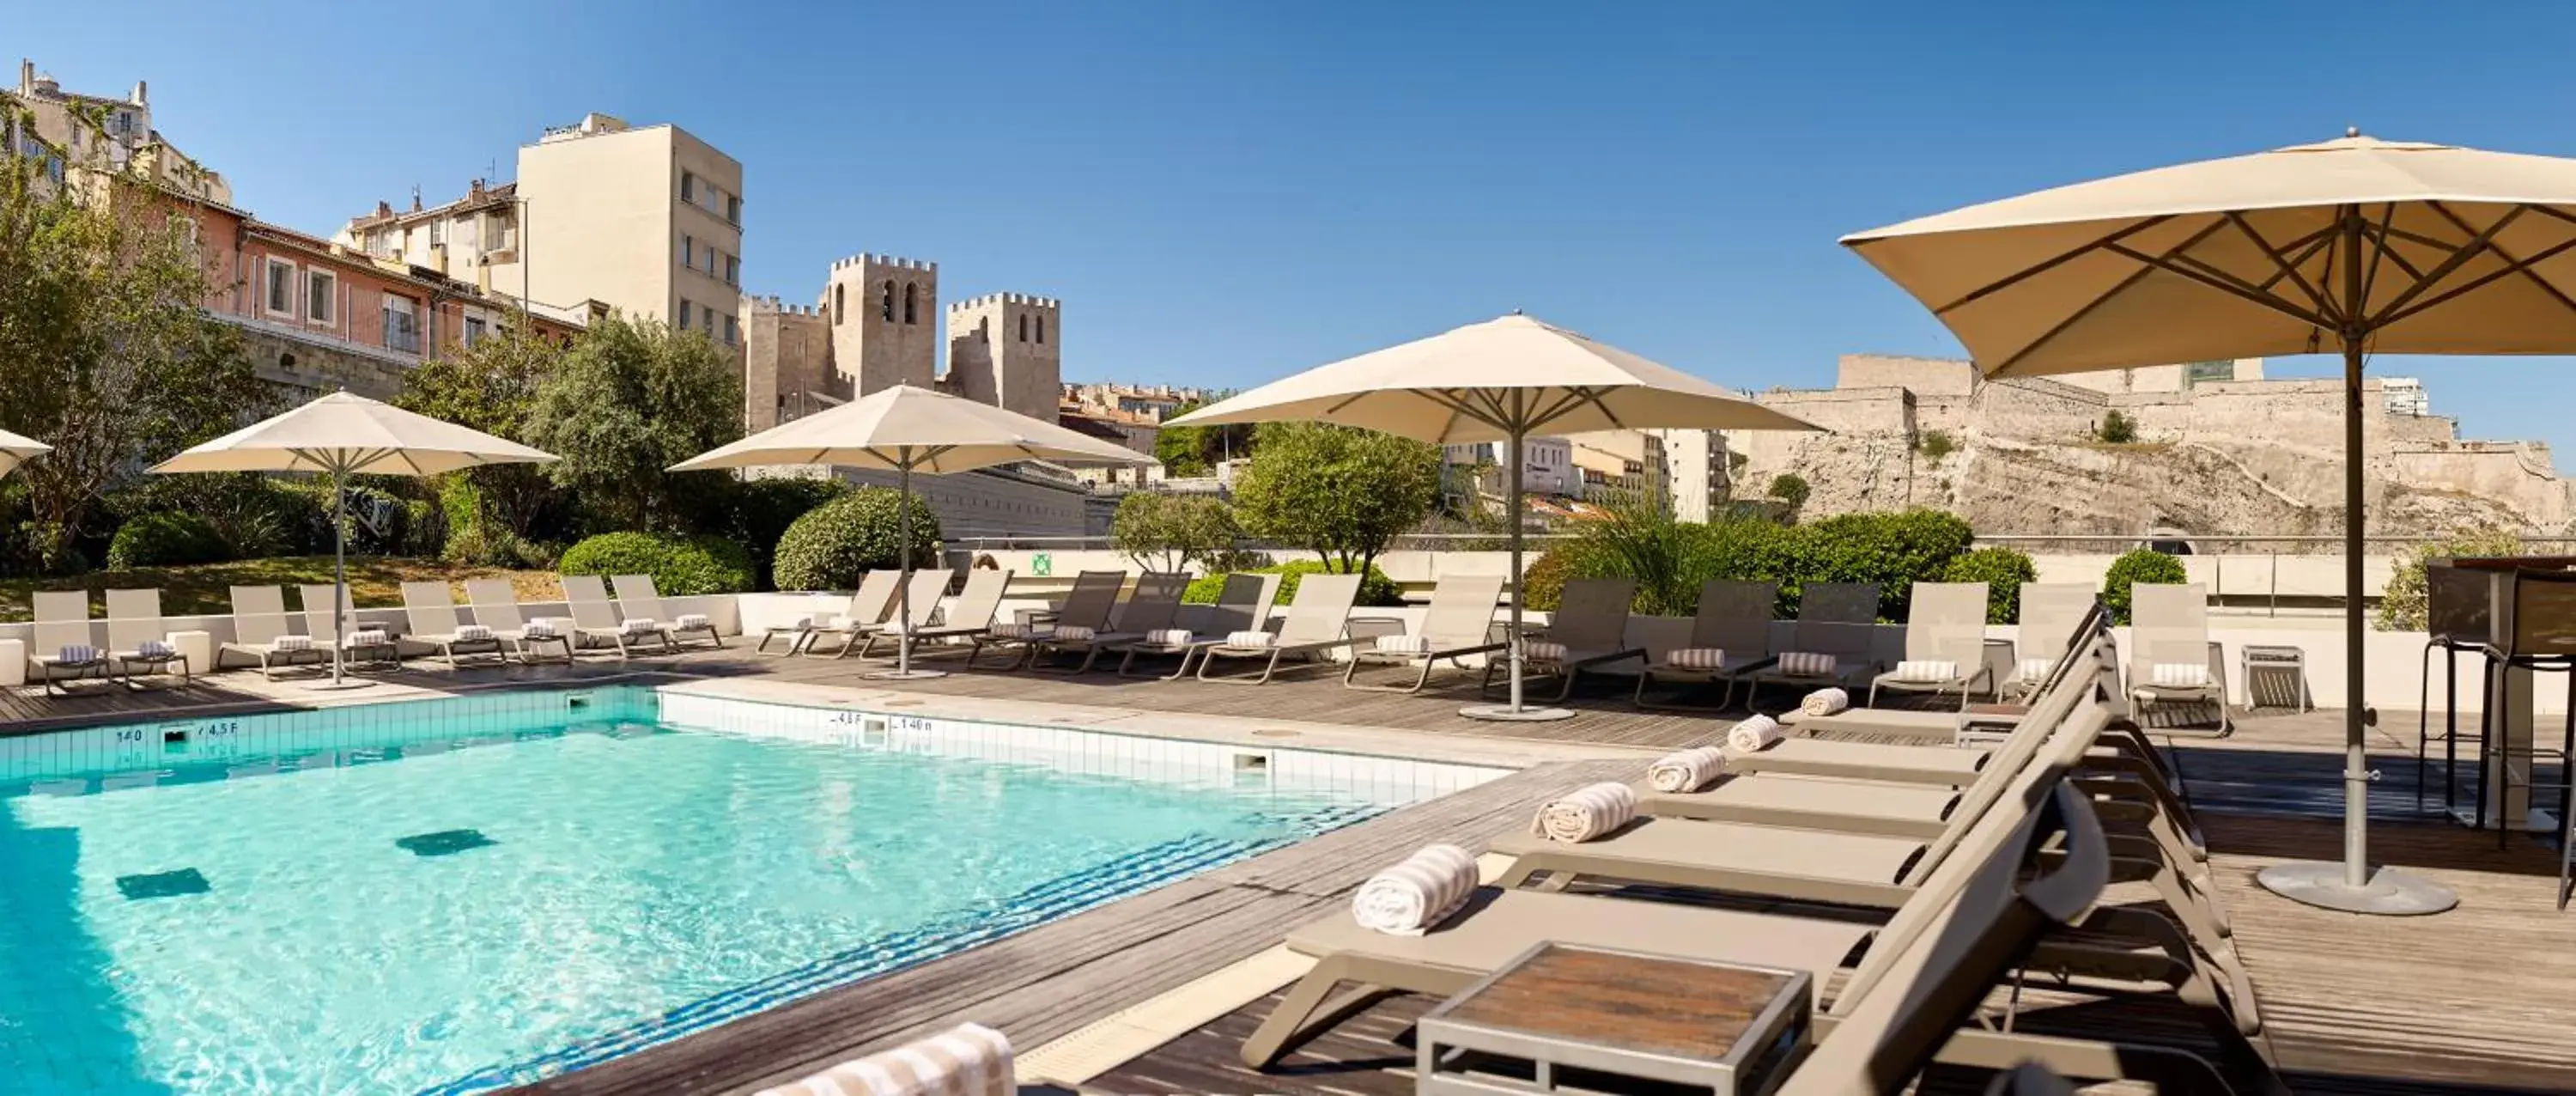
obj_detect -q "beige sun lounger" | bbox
[465,580,572,663]
[219,585,328,679]
[2129,582,2233,737]
[760,570,898,655]
[1868,581,1996,709]
[1195,572,1364,684]
[1107,572,1280,679]
[857,569,1011,660]
[1482,577,1647,701]
[403,581,509,667]
[1030,570,1190,674]
[27,589,109,695]
[301,583,396,667]
[611,574,722,649]
[964,569,1126,671]
[1633,580,1778,710]
[811,571,946,659]
[562,574,675,658]
[1342,573,1507,692]
[1745,581,1883,712]
[104,588,190,685]
[2006,582,2099,700]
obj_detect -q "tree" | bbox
[1112,491,1241,573]
[1767,472,1810,511]
[2097,409,2139,443]
[1151,399,1252,477]
[521,315,743,533]
[1232,422,1441,575]
[0,113,262,573]
[398,319,569,555]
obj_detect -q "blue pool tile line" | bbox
[425,807,1385,1093]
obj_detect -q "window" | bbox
[464,316,488,346]
[1036,315,1045,344]
[383,295,421,353]
[880,280,895,322]
[1018,314,1029,342]
[903,283,917,325]
[264,259,295,316]
[481,212,513,252]
[307,271,337,324]
[725,254,739,286]
[726,195,741,224]
[834,283,846,325]
[723,314,739,346]
[677,298,692,330]
[682,235,695,270]
[681,172,696,203]
[428,219,444,247]
[112,111,134,135]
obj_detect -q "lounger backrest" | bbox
[1113,572,1191,633]
[1549,578,1636,651]
[464,580,527,630]
[1205,572,1280,635]
[403,581,468,636]
[846,569,902,626]
[2015,583,2095,663]
[1786,782,2108,1095]
[1689,580,1776,654]
[230,585,296,645]
[2127,582,2212,684]
[1801,581,1880,623]
[31,589,94,653]
[1277,573,1364,645]
[1054,570,1128,630]
[299,584,348,642]
[104,589,165,653]
[940,569,1012,630]
[610,575,669,620]
[1903,581,1989,666]
[561,575,623,630]
[1419,574,1507,648]
[1899,624,2113,887]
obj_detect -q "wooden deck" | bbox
[6,644,2574,1094]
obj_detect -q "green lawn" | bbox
[0,557,560,620]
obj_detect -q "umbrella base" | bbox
[867,668,949,681]
[302,678,374,693]
[1460,703,1575,723]
[2255,861,2457,916]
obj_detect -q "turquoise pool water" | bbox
[0,688,1476,1093]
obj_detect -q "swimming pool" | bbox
[0,687,1503,1094]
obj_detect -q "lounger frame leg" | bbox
[1240,956,1471,1070]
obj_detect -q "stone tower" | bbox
[740,295,838,430]
[823,253,938,394]
[944,293,1062,423]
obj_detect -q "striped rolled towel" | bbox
[620,617,662,635]
[988,622,1048,640]
[1777,650,1838,676]
[1144,628,1194,647]
[1530,782,1638,843]
[346,630,388,648]
[1728,714,1785,752]
[1646,746,1728,793]
[1800,686,1851,716]
[519,619,559,640]
[1048,624,1096,643]
[1889,659,1957,683]
[1225,630,1275,648]
[272,634,314,651]
[1663,647,1728,670]
[1376,633,1431,655]
[137,639,176,659]
[1522,640,1568,663]
[752,1021,1014,1096]
[453,624,494,642]
[674,612,710,630]
[1349,843,1477,935]
[54,644,97,664]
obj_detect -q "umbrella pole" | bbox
[308,452,368,691]
[1463,393,1571,722]
[870,456,945,680]
[2255,211,2453,914]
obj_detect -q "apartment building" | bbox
[336,180,525,293]
[1656,428,1731,521]
[9,60,228,203]
[1443,436,1577,496]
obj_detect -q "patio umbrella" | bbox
[151,391,556,691]
[0,428,48,477]
[670,384,1153,679]
[1164,312,1820,722]
[1842,131,2576,915]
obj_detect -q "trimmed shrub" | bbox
[2098,410,2139,443]
[2377,527,2524,631]
[710,477,850,590]
[1789,509,1975,620]
[2103,547,2188,624]
[1514,540,1606,612]
[106,511,231,569]
[1767,472,1810,510]
[1945,546,2039,624]
[1182,559,1402,607]
[559,531,754,595]
[769,488,940,592]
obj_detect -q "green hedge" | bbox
[558,531,754,595]
[2102,547,2187,624]
[1521,508,1978,621]
[106,511,231,569]
[1944,546,2038,624]
[770,488,940,592]
[1183,560,1402,607]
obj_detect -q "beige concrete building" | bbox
[11,59,228,203]
[742,297,839,430]
[1567,429,1669,504]
[945,293,1061,422]
[1656,428,1730,521]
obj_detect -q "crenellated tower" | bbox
[823,253,938,393]
[944,292,1062,422]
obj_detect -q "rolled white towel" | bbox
[1663,647,1728,670]
[519,619,559,640]
[1800,686,1850,716]
[453,624,494,642]
[346,630,389,648]
[1889,659,1958,683]
[752,1021,1014,1096]
[1728,714,1785,753]
[54,644,97,664]
[272,634,314,652]
[1376,633,1432,655]
[1522,640,1568,663]
[1144,628,1194,647]
[1646,746,1728,793]
[1049,624,1096,642]
[674,612,710,630]
[1349,843,1477,936]
[1529,782,1638,843]
[1224,630,1275,648]
[1777,650,1838,676]
[621,617,662,635]
[137,639,176,659]
[988,622,1047,640]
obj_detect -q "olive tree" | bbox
[1231,422,1441,577]
[521,315,742,534]
[1111,491,1240,573]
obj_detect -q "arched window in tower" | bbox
[1036,315,1046,344]
[903,283,917,325]
[881,280,895,322]
[1018,314,1030,342]
[833,284,845,325]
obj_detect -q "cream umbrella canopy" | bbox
[152,391,557,690]
[1164,312,1822,722]
[670,383,1154,679]
[0,429,48,477]
[1844,131,2576,915]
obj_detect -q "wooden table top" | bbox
[1437,944,1799,1063]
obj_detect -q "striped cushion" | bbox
[519,620,559,640]
[1376,634,1432,655]
[620,618,661,635]
[1777,650,1837,676]
[453,624,494,642]
[1522,641,1569,663]
[674,613,710,630]
[2016,656,2054,682]
[52,645,98,664]
[1049,624,1097,643]
[1889,659,1958,683]
[346,630,388,647]
[1664,647,1728,670]
[272,635,314,652]
[136,639,177,659]
[2150,661,2210,688]
[989,622,1048,640]
[1145,628,1194,647]
[1225,630,1275,648]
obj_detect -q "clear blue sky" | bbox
[21,1,2576,452]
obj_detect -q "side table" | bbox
[1416,942,1812,1096]
[2240,643,2312,712]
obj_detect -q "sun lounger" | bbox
[1108,572,1280,679]
[611,574,722,649]
[1743,581,1883,712]
[218,585,328,679]
[1030,570,1189,673]
[301,583,396,667]
[760,569,897,655]
[1633,580,1779,710]
[402,581,508,667]
[562,574,675,658]
[966,569,1126,671]
[1482,577,1647,701]
[811,571,945,659]
[1195,572,1364,684]
[1868,581,1996,709]
[26,589,109,695]
[102,588,190,685]
[2128,582,2233,736]
[464,580,571,663]
[2006,582,2099,700]
[1343,573,1508,692]
[857,569,1011,659]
